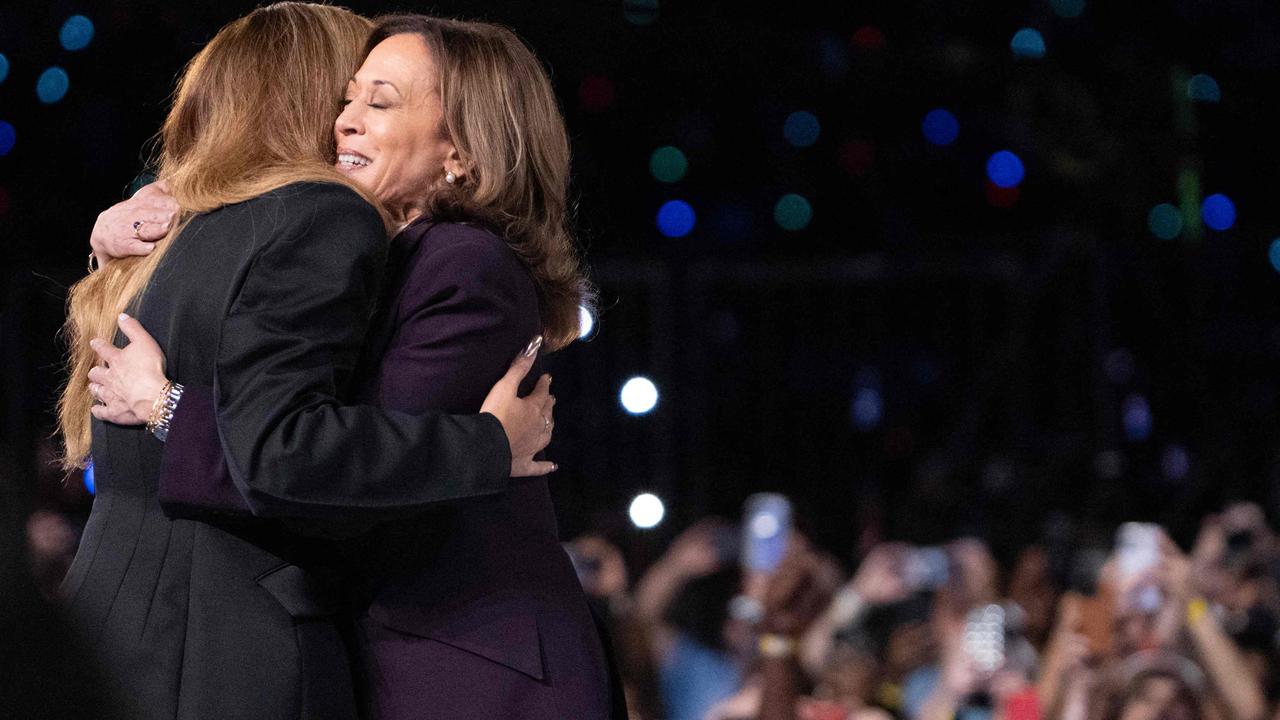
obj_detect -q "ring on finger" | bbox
[543,416,552,432]
[132,220,145,238]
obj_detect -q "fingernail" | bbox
[89,339,100,348]
[119,312,130,321]
[552,463,559,472]
[523,335,544,357]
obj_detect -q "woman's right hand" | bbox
[480,337,557,477]
[91,181,178,267]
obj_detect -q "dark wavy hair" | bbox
[366,15,594,351]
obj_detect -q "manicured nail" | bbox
[89,339,100,348]
[523,335,544,357]
[118,313,130,322]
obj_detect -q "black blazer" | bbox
[156,220,621,718]
[62,183,512,720]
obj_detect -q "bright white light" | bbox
[620,376,659,415]
[750,514,780,539]
[578,305,595,339]
[629,492,665,529]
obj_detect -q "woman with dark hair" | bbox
[89,13,616,720]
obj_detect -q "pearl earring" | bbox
[445,171,457,184]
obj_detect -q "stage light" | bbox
[1051,0,1085,18]
[851,387,883,431]
[1122,394,1152,442]
[1147,203,1183,240]
[1201,193,1235,231]
[986,150,1024,188]
[1010,28,1046,59]
[0,121,14,157]
[84,460,95,495]
[37,66,69,104]
[0,53,9,84]
[922,108,959,146]
[621,377,659,415]
[851,26,886,52]
[628,493,665,529]
[1187,74,1221,103]
[774,194,812,231]
[784,111,820,148]
[60,15,94,52]
[1268,239,1280,273]
[623,0,659,26]
[838,139,875,176]
[578,75,615,113]
[656,200,696,238]
[1161,445,1190,481]
[578,305,595,340]
[650,145,688,183]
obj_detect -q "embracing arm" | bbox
[88,185,554,522]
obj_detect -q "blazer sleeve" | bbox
[204,186,512,520]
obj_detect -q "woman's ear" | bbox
[444,147,468,184]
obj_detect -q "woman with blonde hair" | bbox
[59,4,559,718]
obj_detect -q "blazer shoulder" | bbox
[228,181,383,253]
[418,222,526,278]
[402,221,538,314]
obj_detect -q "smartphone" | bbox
[904,546,950,591]
[742,493,792,573]
[1115,522,1160,580]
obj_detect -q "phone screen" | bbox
[742,493,792,573]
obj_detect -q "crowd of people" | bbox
[567,501,1280,720]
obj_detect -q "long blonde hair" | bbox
[58,2,378,469]
[366,16,594,351]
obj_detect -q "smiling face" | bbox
[335,33,463,225]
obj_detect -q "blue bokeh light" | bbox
[656,200,696,238]
[1187,74,1221,103]
[0,54,9,84]
[1269,239,1280,273]
[1123,395,1153,442]
[986,150,1025,188]
[37,66,70,104]
[783,111,820,148]
[921,108,959,146]
[850,387,883,431]
[1201,193,1236,231]
[0,121,14,157]
[84,459,96,495]
[1011,28,1046,59]
[60,15,95,52]
[1147,203,1183,240]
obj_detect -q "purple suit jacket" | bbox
[157,220,616,719]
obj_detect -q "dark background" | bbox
[4,0,1280,569]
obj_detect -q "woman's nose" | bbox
[335,104,361,136]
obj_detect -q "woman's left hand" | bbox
[87,313,169,426]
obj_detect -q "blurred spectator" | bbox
[634,518,748,720]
